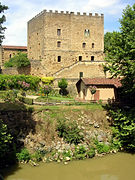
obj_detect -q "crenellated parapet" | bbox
[28,9,104,23]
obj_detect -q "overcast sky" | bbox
[1,0,135,46]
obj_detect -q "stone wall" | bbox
[54,61,106,79]
[2,66,30,75]
[0,46,27,67]
[28,10,104,76]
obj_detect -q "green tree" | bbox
[58,78,68,96]
[0,2,8,45]
[4,52,30,68]
[0,119,15,167]
[105,4,135,95]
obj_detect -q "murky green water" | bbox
[3,153,135,180]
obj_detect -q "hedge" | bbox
[0,74,40,90]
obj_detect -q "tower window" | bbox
[84,29,90,37]
[57,41,61,47]
[79,72,83,78]
[58,56,61,62]
[57,29,61,36]
[92,43,94,48]
[79,56,82,61]
[91,56,94,61]
[82,43,86,48]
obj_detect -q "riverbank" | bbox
[0,102,119,166]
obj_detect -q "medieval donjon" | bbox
[28,10,105,79]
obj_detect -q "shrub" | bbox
[87,147,95,158]
[41,77,54,85]
[0,120,13,167]
[2,90,18,103]
[109,107,135,152]
[0,74,40,90]
[44,85,52,97]
[74,145,87,160]
[58,78,68,96]
[58,78,68,89]
[31,151,42,162]
[4,52,30,68]
[94,140,110,154]
[57,119,84,144]
[18,95,33,105]
[16,148,31,162]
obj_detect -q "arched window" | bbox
[84,29,90,37]
[57,29,61,36]
[82,43,86,48]
[57,41,61,47]
[92,43,94,48]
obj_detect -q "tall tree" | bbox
[0,2,8,45]
[105,4,135,95]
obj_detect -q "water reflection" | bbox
[4,153,135,180]
[101,174,118,180]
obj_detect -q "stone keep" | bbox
[28,10,104,77]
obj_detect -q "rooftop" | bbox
[81,78,122,88]
[2,45,27,50]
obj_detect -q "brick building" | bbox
[0,45,27,67]
[28,10,105,78]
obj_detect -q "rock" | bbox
[39,141,46,146]
[97,135,103,142]
[64,162,68,165]
[89,121,94,125]
[81,126,85,130]
[94,123,100,128]
[65,157,70,161]
[79,132,84,136]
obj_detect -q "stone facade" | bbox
[28,10,104,77]
[0,45,27,67]
[76,78,121,101]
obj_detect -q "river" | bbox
[3,153,135,180]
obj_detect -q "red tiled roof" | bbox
[82,78,122,88]
[2,45,27,50]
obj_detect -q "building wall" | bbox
[28,10,104,76]
[0,47,27,67]
[54,61,105,79]
[78,81,116,101]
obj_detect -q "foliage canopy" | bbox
[4,52,30,68]
[0,2,8,45]
[104,4,135,95]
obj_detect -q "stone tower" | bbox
[27,10,104,77]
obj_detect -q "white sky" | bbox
[1,0,134,46]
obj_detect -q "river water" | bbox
[3,153,135,180]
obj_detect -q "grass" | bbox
[35,95,74,103]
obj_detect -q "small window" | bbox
[82,43,86,48]
[84,29,90,37]
[58,56,61,62]
[92,43,94,48]
[79,72,83,78]
[9,54,11,58]
[57,41,61,47]
[57,29,61,36]
[79,56,82,61]
[91,56,94,61]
